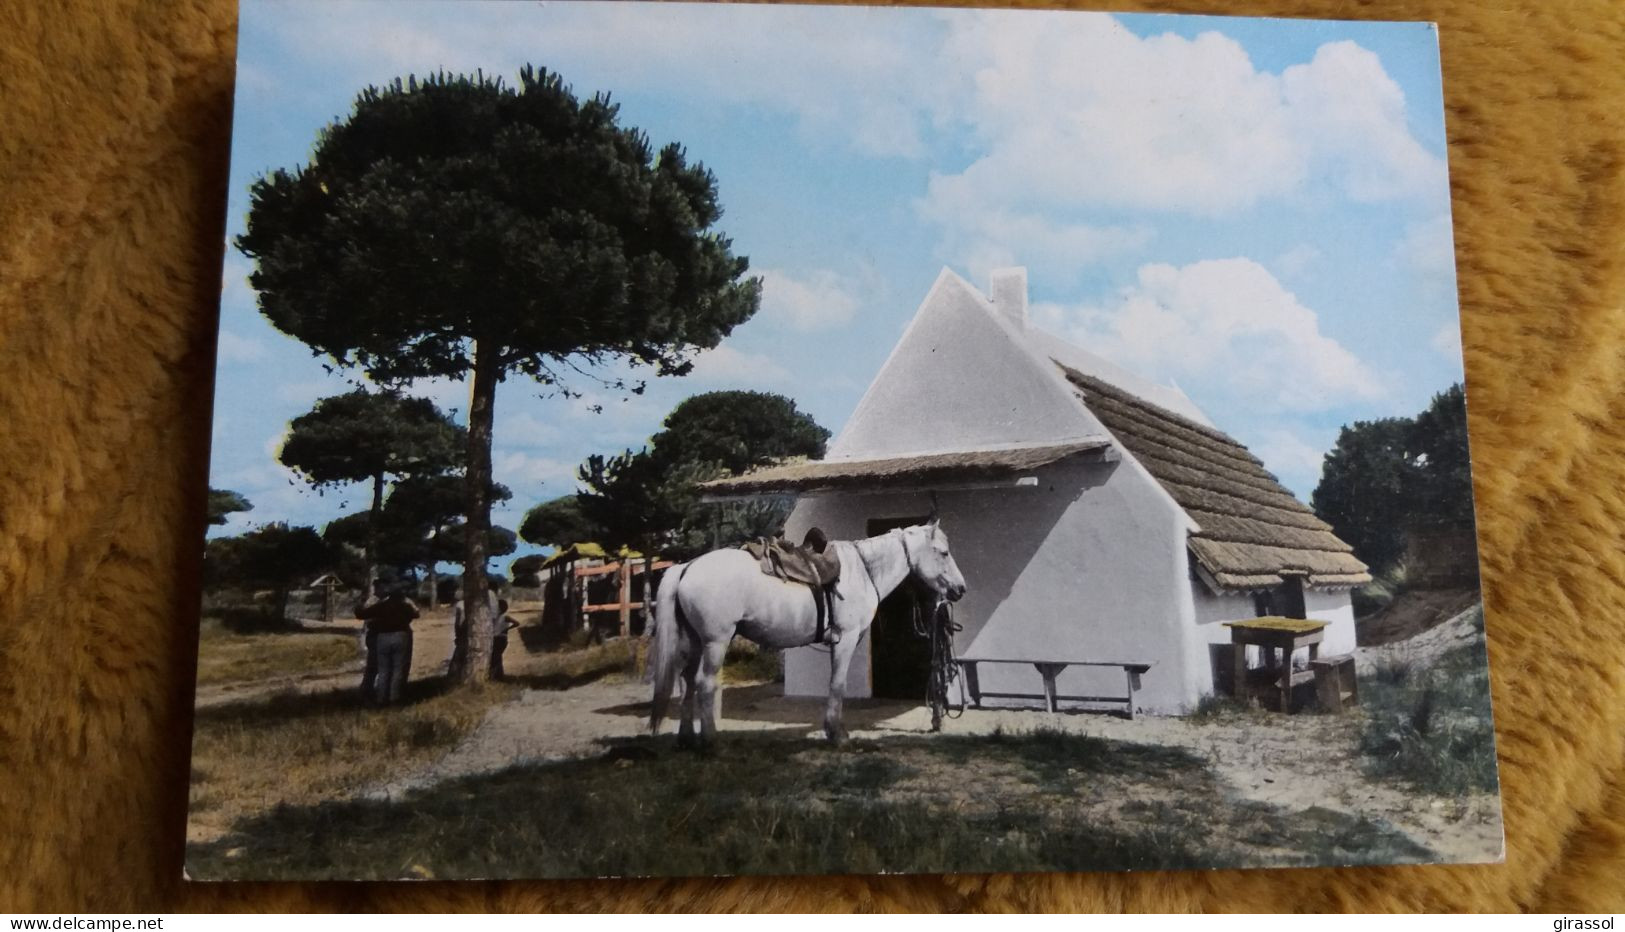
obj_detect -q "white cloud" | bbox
[920,208,1153,286]
[493,451,578,490]
[216,330,267,363]
[920,14,1447,270]
[402,376,469,418]
[1248,428,1330,496]
[274,370,361,406]
[1274,244,1322,278]
[1397,213,1457,276]
[1041,258,1383,412]
[220,252,254,306]
[1431,323,1463,360]
[685,344,790,387]
[495,411,557,448]
[264,0,955,159]
[757,268,860,331]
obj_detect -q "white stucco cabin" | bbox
[703,267,1371,715]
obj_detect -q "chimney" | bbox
[989,267,1028,329]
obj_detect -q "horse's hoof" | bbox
[676,732,697,750]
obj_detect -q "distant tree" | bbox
[238,67,761,683]
[1311,382,1473,575]
[650,391,829,475]
[280,391,463,593]
[1409,384,1474,522]
[562,391,830,563]
[510,554,547,588]
[322,511,417,588]
[206,523,331,621]
[382,474,511,608]
[518,494,607,550]
[206,488,253,526]
[435,523,518,571]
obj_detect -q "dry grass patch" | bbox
[187,677,520,844]
[188,724,1433,880]
[187,637,639,845]
[194,618,358,687]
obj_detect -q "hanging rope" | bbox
[914,595,965,731]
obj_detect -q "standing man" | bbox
[490,598,515,679]
[356,586,420,704]
[357,580,382,701]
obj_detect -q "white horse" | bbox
[648,519,968,747]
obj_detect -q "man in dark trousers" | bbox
[355,586,420,704]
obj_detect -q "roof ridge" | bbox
[1058,363,1238,447]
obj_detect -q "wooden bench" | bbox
[1311,654,1359,713]
[955,657,1154,719]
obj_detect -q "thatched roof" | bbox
[539,542,644,569]
[1058,364,1370,591]
[699,439,1112,497]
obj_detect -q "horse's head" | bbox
[903,518,967,603]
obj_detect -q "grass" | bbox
[1185,692,1268,725]
[187,674,520,843]
[188,637,637,844]
[188,724,1432,880]
[1358,635,1499,797]
[721,638,783,684]
[194,618,359,687]
[1353,561,1410,618]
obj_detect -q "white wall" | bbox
[783,454,1206,713]
[830,271,1097,460]
[1306,588,1358,656]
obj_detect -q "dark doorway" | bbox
[865,516,932,700]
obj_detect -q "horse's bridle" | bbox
[855,528,917,604]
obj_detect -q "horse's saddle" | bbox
[741,534,842,588]
[741,532,843,644]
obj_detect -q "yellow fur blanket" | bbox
[3,0,1623,912]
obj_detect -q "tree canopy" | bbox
[518,494,606,549]
[649,390,829,475]
[560,390,828,560]
[280,391,464,491]
[1311,383,1474,575]
[238,67,760,389]
[238,66,761,682]
[281,390,463,591]
[205,523,332,618]
[206,488,253,526]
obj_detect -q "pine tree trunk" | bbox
[458,340,499,685]
[364,472,383,597]
[425,523,442,608]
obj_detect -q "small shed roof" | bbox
[539,542,643,569]
[1057,364,1371,591]
[698,439,1113,497]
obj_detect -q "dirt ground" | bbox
[1356,588,1480,646]
[356,601,1501,865]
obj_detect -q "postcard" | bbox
[189,0,1501,880]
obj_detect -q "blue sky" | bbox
[210,0,1463,564]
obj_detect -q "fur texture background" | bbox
[3,0,1624,913]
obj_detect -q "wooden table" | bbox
[955,657,1154,719]
[1222,617,1328,713]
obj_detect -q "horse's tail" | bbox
[648,562,688,735]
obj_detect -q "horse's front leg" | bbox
[823,634,860,744]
